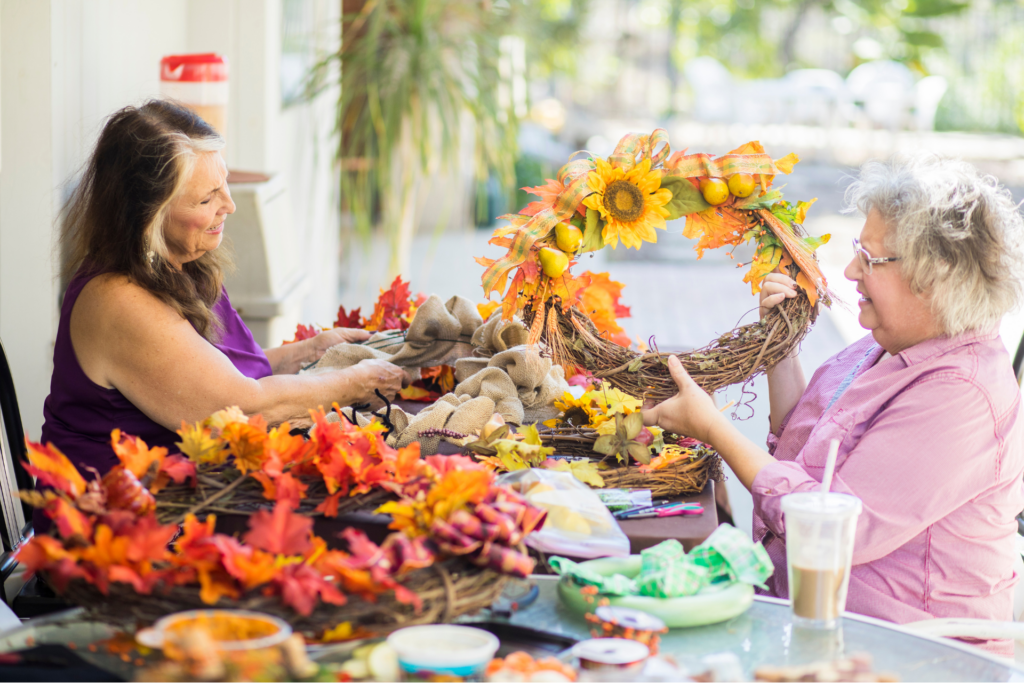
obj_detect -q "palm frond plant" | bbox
[310,0,526,277]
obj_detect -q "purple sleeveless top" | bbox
[40,268,273,476]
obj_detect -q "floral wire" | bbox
[374,389,396,439]
[733,379,757,421]
[336,402,370,426]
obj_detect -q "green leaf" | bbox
[662,177,711,220]
[905,0,967,18]
[627,442,652,465]
[626,358,644,373]
[581,208,605,252]
[733,188,783,211]
[623,412,644,440]
[572,338,584,351]
[593,435,620,456]
[801,233,831,253]
[902,30,944,47]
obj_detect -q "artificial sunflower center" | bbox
[603,180,645,223]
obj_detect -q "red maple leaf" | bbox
[334,305,363,329]
[284,323,320,345]
[122,515,178,564]
[365,276,413,331]
[243,501,313,556]
[273,562,346,616]
[150,454,197,494]
[314,492,342,518]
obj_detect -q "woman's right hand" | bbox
[759,272,798,319]
[345,359,410,410]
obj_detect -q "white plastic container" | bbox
[160,53,229,136]
[386,624,499,681]
[782,492,862,629]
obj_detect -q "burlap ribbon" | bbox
[311,301,568,454]
[306,294,482,375]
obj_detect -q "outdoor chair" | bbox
[842,60,915,130]
[780,69,845,127]
[0,338,33,607]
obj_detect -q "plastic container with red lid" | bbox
[160,53,229,136]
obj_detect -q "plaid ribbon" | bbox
[692,524,773,588]
[663,152,779,179]
[638,557,708,598]
[607,128,672,170]
[480,159,595,297]
[549,556,638,596]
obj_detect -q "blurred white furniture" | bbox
[913,75,949,131]
[843,60,916,130]
[781,69,846,127]
[223,172,309,348]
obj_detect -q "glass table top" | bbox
[1,577,1023,681]
[465,577,1024,682]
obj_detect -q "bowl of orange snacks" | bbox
[136,609,292,653]
[486,651,578,682]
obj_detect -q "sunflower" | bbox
[583,157,672,249]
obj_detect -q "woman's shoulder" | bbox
[75,273,186,334]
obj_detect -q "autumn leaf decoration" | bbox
[475,131,833,342]
[16,412,549,619]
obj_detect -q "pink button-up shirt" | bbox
[752,330,1024,651]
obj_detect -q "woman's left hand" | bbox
[310,327,371,361]
[641,355,723,444]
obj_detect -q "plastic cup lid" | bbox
[781,491,862,519]
[594,606,666,632]
[571,638,650,665]
[386,625,499,667]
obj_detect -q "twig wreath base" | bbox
[527,288,816,404]
[154,468,395,525]
[54,560,507,636]
[537,425,723,497]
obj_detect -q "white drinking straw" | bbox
[820,439,840,493]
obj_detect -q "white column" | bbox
[0,0,59,438]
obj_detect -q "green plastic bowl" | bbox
[556,555,755,628]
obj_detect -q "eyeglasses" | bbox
[852,238,900,274]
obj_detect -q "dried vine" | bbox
[528,286,815,403]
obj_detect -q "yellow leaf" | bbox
[477,301,501,320]
[774,153,800,174]
[321,622,355,642]
[795,198,817,225]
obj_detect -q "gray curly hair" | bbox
[844,153,1024,337]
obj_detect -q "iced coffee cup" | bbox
[782,492,862,629]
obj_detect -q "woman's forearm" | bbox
[766,353,806,435]
[238,369,368,424]
[263,340,318,375]
[705,412,778,490]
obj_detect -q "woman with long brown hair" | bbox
[42,99,406,477]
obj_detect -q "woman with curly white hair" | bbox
[644,153,1024,652]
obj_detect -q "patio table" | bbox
[2,577,1021,681]
[465,577,1024,682]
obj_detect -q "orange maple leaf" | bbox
[45,497,93,540]
[122,516,178,565]
[198,567,241,605]
[315,492,342,518]
[22,440,87,498]
[365,276,414,332]
[211,535,279,589]
[579,272,632,347]
[243,501,313,556]
[110,429,167,479]
[221,421,268,475]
